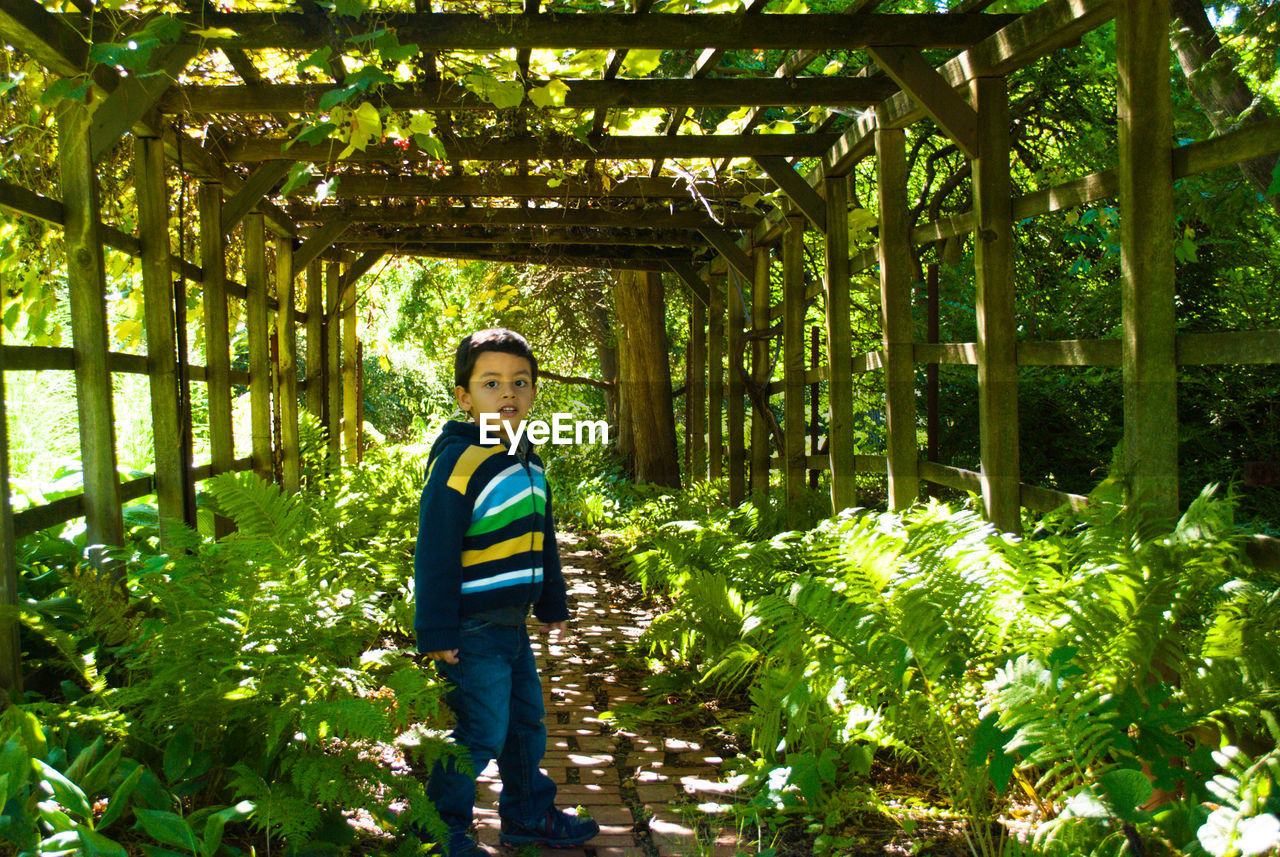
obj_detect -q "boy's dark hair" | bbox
[453,328,539,389]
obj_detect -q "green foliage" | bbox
[9,444,452,851]
[611,480,1280,857]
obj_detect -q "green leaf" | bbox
[1268,158,1280,196]
[65,736,106,787]
[319,85,359,111]
[297,46,333,77]
[528,78,570,109]
[34,758,93,820]
[1098,768,1153,821]
[81,828,130,857]
[200,801,255,857]
[333,0,368,16]
[40,75,91,104]
[98,764,144,830]
[280,162,319,197]
[163,726,195,783]
[464,72,525,109]
[621,49,663,77]
[135,808,199,854]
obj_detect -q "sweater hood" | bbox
[428,419,532,464]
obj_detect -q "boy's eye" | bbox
[514,379,528,388]
[484,380,498,388]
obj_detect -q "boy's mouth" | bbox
[499,406,519,417]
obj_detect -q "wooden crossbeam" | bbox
[228,133,840,163]
[293,220,351,271]
[223,161,294,234]
[299,174,773,200]
[0,0,90,79]
[754,156,826,231]
[160,77,897,114]
[667,260,712,308]
[698,228,754,282]
[171,12,1019,51]
[286,203,761,230]
[90,43,201,164]
[341,226,706,246]
[353,243,685,272]
[866,46,978,158]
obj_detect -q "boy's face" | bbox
[455,350,537,444]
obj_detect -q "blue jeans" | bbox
[427,619,558,841]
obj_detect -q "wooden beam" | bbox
[726,265,747,505]
[1118,0,1177,519]
[229,134,841,163]
[293,220,351,271]
[90,43,201,164]
[325,261,342,461]
[277,239,301,494]
[0,0,90,78]
[708,275,724,481]
[176,11,1019,50]
[866,46,978,159]
[305,260,324,419]
[246,213,273,481]
[0,325,21,694]
[200,181,235,538]
[755,156,826,232]
[876,119,919,510]
[340,250,386,296]
[57,99,124,561]
[689,294,707,482]
[824,173,856,513]
[750,245,772,500]
[306,174,772,200]
[699,228,755,282]
[972,76,1019,534]
[223,160,293,234]
[289,203,760,231]
[1176,330,1280,365]
[134,136,186,540]
[782,216,807,504]
[343,226,704,247]
[342,257,358,465]
[163,77,899,114]
[667,260,711,308]
[353,243,685,271]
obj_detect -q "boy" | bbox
[414,328,599,856]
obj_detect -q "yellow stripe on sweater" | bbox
[446,444,508,494]
[462,532,544,566]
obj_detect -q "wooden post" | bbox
[926,262,940,467]
[58,101,124,558]
[200,181,234,538]
[973,76,1021,533]
[708,274,724,481]
[278,240,301,493]
[782,214,807,504]
[689,295,707,482]
[246,213,273,481]
[876,117,920,510]
[1118,0,1178,519]
[305,260,324,419]
[824,174,857,512]
[325,259,342,463]
[342,272,359,464]
[726,269,747,505]
[0,335,22,695]
[750,245,771,499]
[134,136,184,540]
[809,325,820,490]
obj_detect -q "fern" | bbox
[205,471,314,556]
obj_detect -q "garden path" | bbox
[470,533,741,857]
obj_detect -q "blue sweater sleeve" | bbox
[413,446,470,653]
[533,486,570,625]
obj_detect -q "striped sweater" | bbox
[413,420,568,653]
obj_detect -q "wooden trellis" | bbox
[2,0,1280,693]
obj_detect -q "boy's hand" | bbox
[542,621,569,637]
[426,649,459,664]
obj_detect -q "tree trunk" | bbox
[591,303,619,429]
[1170,0,1280,214]
[613,270,681,488]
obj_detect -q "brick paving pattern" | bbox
[469,534,741,857]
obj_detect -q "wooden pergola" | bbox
[2,0,1280,691]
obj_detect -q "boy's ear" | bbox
[454,385,472,416]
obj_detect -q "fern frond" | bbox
[205,471,314,556]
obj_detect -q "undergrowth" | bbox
[4,421,451,856]
[607,476,1280,857]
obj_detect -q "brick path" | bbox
[469,534,740,857]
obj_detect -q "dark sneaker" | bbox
[499,808,600,848]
